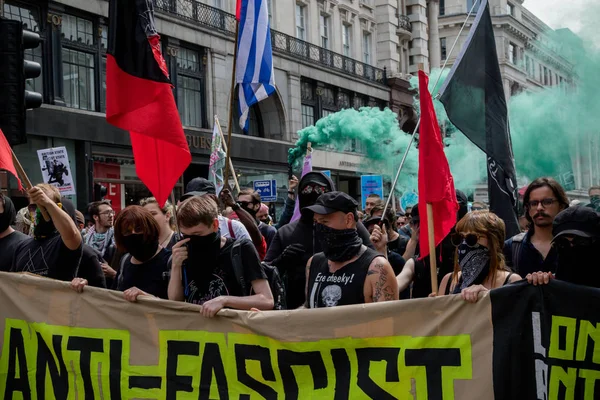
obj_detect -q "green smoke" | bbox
[288,107,418,192]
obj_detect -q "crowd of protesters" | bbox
[1,174,599,316]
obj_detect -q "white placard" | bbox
[37,146,76,196]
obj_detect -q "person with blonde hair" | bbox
[11,184,82,280]
[140,197,179,250]
[438,211,522,302]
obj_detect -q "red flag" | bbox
[418,71,458,259]
[236,0,242,21]
[106,0,190,206]
[0,129,23,190]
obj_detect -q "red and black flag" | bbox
[106,0,191,206]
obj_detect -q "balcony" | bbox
[397,15,412,39]
[153,0,387,85]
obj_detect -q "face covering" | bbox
[0,195,16,232]
[453,242,491,294]
[240,204,258,218]
[122,234,159,262]
[315,223,363,262]
[33,208,58,240]
[590,196,600,210]
[556,242,600,288]
[184,231,222,282]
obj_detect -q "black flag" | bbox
[439,0,519,237]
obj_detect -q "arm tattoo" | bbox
[369,261,395,302]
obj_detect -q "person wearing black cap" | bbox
[527,206,600,288]
[180,178,250,241]
[368,205,409,258]
[304,192,399,308]
[0,194,28,272]
[265,172,374,309]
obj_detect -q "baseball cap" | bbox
[552,206,600,241]
[180,191,209,202]
[185,178,216,195]
[303,191,358,218]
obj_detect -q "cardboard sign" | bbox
[36,146,75,195]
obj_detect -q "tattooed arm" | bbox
[365,257,399,303]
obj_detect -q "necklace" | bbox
[160,231,173,248]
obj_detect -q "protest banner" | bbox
[0,272,598,399]
[36,146,75,195]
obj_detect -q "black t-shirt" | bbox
[11,235,83,281]
[76,245,107,288]
[388,234,409,256]
[117,248,171,299]
[0,230,28,272]
[258,222,277,247]
[182,238,266,305]
[165,232,181,251]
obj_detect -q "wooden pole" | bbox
[215,116,241,193]
[426,203,439,294]
[11,148,50,221]
[223,22,240,189]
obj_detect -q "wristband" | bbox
[288,191,295,195]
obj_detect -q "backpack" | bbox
[230,239,287,310]
[510,232,527,273]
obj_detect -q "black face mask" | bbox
[122,234,159,262]
[184,231,221,270]
[0,195,15,232]
[33,208,58,240]
[315,223,363,262]
[453,243,491,294]
[556,243,600,288]
[240,204,258,218]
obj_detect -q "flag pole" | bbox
[381,1,480,220]
[223,21,240,190]
[215,116,241,193]
[426,203,439,293]
[11,148,50,221]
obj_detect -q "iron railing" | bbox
[153,0,387,85]
[398,15,412,32]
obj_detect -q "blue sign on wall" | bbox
[360,175,384,210]
[254,179,277,202]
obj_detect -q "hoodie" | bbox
[265,172,374,309]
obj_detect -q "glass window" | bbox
[61,14,94,45]
[296,5,306,40]
[101,57,107,112]
[177,48,204,128]
[301,81,313,101]
[320,15,330,49]
[212,0,223,8]
[321,87,335,108]
[466,0,481,13]
[63,48,95,110]
[234,105,262,137]
[338,91,350,109]
[440,37,447,60]
[353,95,365,110]
[362,32,371,64]
[507,2,514,15]
[100,24,108,52]
[4,3,43,95]
[508,43,515,64]
[342,25,351,57]
[301,105,314,128]
[439,0,445,16]
[267,0,273,25]
[322,109,335,118]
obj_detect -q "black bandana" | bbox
[453,243,491,294]
[315,223,362,262]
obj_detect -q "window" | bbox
[212,0,223,8]
[353,95,365,110]
[342,25,352,57]
[234,105,262,137]
[296,5,306,40]
[362,32,371,64]
[177,48,204,128]
[338,91,350,109]
[440,37,447,60]
[61,15,96,111]
[508,43,516,64]
[466,0,481,13]
[267,0,273,25]
[543,66,549,85]
[301,105,315,128]
[507,2,514,16]
[320,15,330,49]
[4,3,43,95]
[440,0,445,16]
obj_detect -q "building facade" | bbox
[1,0,417,213]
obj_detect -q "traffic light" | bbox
[0,18,43,146]
[94,183,107,201]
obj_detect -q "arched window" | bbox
[233,104,263,137]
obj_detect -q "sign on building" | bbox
[254,179,277,202]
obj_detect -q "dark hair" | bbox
[238,188,261,204]
[523,177,569,225]
[368,199,386,216]
[88,200,112,218]
[113,206,160,252]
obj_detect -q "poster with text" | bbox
[36,146,75,195]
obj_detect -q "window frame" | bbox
[176,46,207,129]
[320,15,330,49]
[362,31,371,65]
[342,24,352,57]
[296,4,306,40]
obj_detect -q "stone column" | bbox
[427,0,441,70]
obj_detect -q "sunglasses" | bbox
[237,201,254,208]
[301,185,328,195]
[451,233,481,247]
[553,236,597,250]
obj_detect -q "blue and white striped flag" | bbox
[236,0,276,133]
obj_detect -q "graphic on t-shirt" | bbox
[322,285,342,307]
[21,246,49,276]
[186,273,229,305]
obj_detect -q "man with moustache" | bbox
[504,177,569,276]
